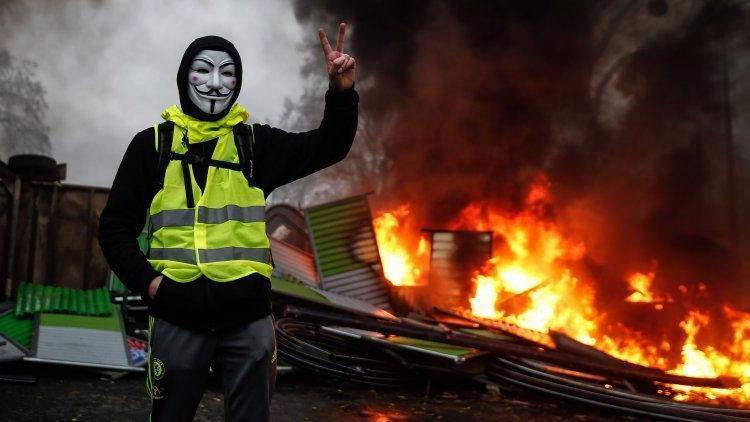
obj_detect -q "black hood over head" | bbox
[177,36,243,122]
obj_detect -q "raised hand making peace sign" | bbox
[319,23,356,91]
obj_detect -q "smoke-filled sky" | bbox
[2,0,749,318]
[0,0,316,185]
[287,0,750,313]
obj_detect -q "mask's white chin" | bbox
[187,84,233,114]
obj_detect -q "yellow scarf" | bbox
[161,103,250,144]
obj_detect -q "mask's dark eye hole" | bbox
[195,69,210,74]
[221,71,234,77]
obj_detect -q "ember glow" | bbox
[372,179,750,407]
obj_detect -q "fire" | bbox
[625,272,657,303]
[373,205,428,286]
[667,309,750,404]
[670,311,717,378]
[468,261,545,319]
[371,177,750,407]
[469,275,501,319]
[452,181,598,343]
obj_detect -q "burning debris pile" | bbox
[282,0,750,413]
[262,191,749,420]
[372,179,750,408]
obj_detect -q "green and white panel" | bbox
[305,195,393,311]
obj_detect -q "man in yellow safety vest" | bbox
[99,24,357,421]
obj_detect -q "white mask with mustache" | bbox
[186,49,237,115]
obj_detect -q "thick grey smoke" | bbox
[0,49,50,158]
[288,0,750,350]
[0,0,313,186]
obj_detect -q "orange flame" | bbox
[373,205,428,286]
[372,176,750,407]
[626,272,657,303]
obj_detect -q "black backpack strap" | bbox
[154,121,175,191]
[169,151,243,171]
[233,123,255,187]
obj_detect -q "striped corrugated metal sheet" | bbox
[305,195,393,311]
[0,311,33,348]
[14,282,113,317]
[427,230,493,310]
[271,277,397,321]
[270,238,320,286]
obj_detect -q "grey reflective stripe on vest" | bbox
[148,248,197,264]
[197,205,265,224]
[198,247,270,263]
[151,209,195,230]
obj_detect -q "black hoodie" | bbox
[99,36,358,332]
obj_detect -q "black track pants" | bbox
[146,315,276,422]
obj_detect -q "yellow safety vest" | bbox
[146,104,272,282]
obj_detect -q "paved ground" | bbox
[0,364,649,421]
